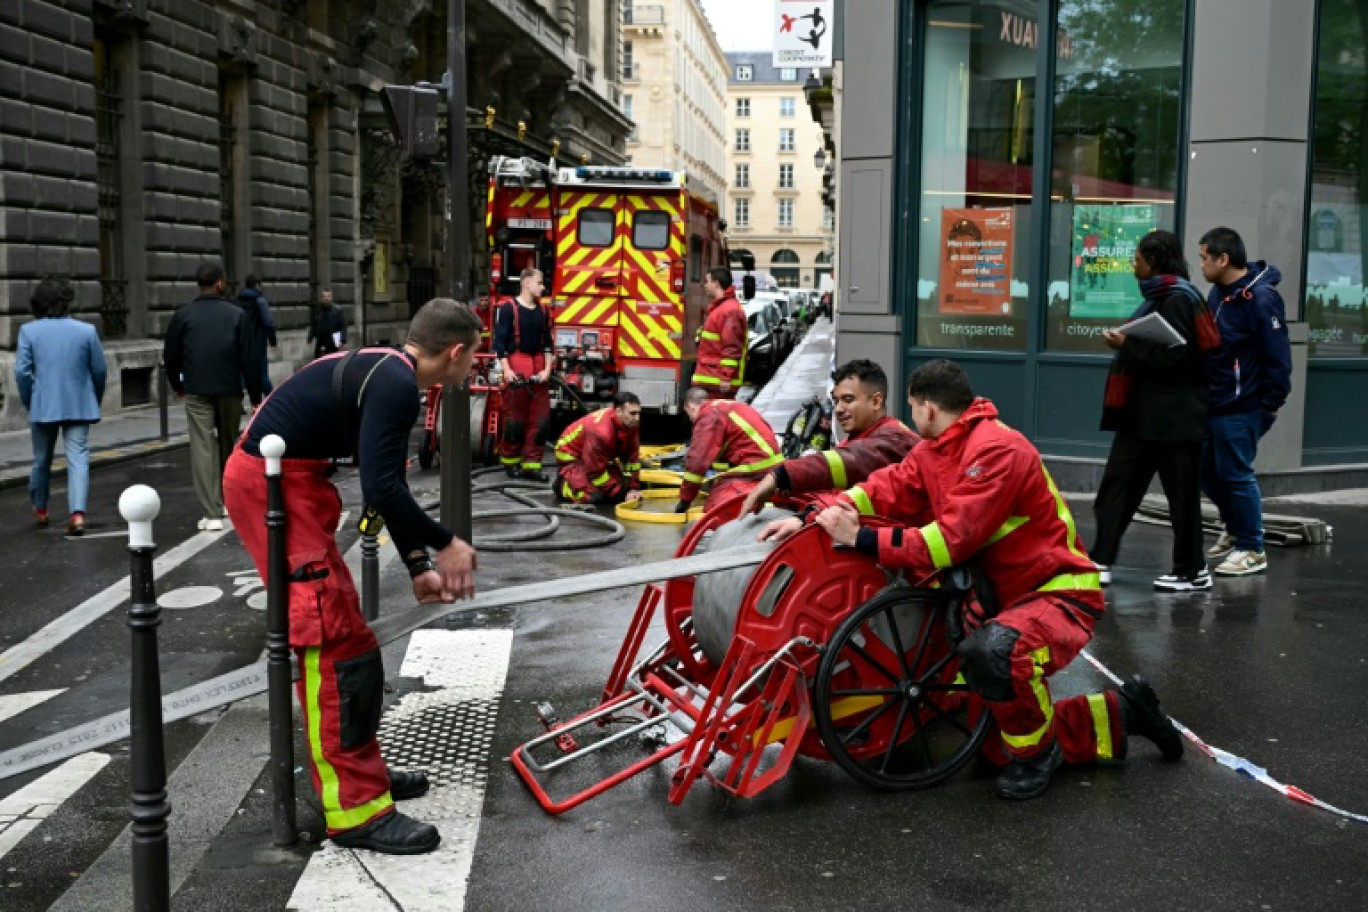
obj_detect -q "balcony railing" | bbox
[624,5,665,26]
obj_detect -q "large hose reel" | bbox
[690,508,790,664]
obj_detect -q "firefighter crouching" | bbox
[741,359,919,515]
[494,268,554,481]
[691,266,748,399]
[554,391,644,506]
[676,387,782,513]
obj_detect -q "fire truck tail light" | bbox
[670,259,685,293]
[491,253,503,283]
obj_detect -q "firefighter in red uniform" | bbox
[691,266,748,398]
[675,387,782,513]
[740,359,918,514]
[762,359,1184,800]
[222,300,482,854]
[554,392,645,505]
[494,268,554,481]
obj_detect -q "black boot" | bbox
[504,464,520,479]
[331,811,440,854]
[1118,675,1184,761]
[388,767,430,801]
[520,468,549,483]
[995,740,1064,800]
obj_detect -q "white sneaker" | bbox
[1206,532,1236,558]
[1154,569,1213,592]
[1215,549,1266,576]
[198,517,224,532]
[1094,563,1111,587]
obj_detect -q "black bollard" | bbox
[361,530,379,622]
[121,485,170,912]
[260,435,298,846]
[440,383,473,543]
[157,361,169,443]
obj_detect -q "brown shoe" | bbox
[33,507,50,526]
[67,512,85,536]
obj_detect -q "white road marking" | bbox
[288,629,513,911]
[156,586,224,609]
[0,690,65,725]
[64,531,129,540]
[0,530,228,685]
[0,753,109,861]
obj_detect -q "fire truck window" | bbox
[633,211,671,251]
[578,209,615,247]
[689,235,703,281]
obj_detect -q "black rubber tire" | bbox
[418,430,435,470]
[813,585,991,791]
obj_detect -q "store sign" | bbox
[938,208,1014,316]
[996,11,1074,60]
[774,0,833,67]
[1068,204,1156,320]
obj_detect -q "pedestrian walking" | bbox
[15,278,107,536]
[308,288,347,358]
[222,298,482,855]
[1197,227,1292,577]
[1090,230,1221,592]
[492,268,553,481]
[162,262,261,531]
[235,273,277,395]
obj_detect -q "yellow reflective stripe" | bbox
[1041,465,1087,559]
[987,515,1029,545]
[823,450,847,489]
[919,522,953,569]
[1001,646,1054,750]
[591,470,612,486]
[692,374,722,385]
[500,455,520,466]
[682,471,706,483]
[520,462,542,470]
[727,411,777,458]
[304,649,396,831]
[1088,693,1114,761]
[1036,571,1101,592]
[711,462,730,471]
[556,450,576,462]
[719,358,740,366]
[699,330,721,341]
[728,453,784,474]
[848,486,874,515]
[624,462,641,471]
[556,424,584,450]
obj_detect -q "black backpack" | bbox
[782,396,833,459]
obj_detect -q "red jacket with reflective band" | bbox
[554,407,641,495]
[691,289,747,392]
[679,400,781,503]
[837,398,1102,610]
[783,414,919,493]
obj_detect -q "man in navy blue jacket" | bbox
[1197,227,1292,577]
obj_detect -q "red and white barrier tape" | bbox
[1080,649,1368,826]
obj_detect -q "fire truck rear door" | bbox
[554,190,624,338]
[617,192,683,365]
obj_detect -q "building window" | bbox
[736,64,753,81]
[735,163,750,189]
[735,128,750,152]
[780,67,797,81]
[736,97,750,117]
[734,198,750,227]
[779,97,795,117]
[778,199,793,228]
[779,128,795,152]
[93,35,128,337]
[778,163,794,189]
[823,207,834,232]
[624,94,636,139]
[623,41,635,80]
[771,248,800,287]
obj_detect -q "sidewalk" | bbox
[748,317,835,437]
[0,405,189,491]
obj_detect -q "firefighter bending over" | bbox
[740,359,919,515]
[761,359,1184,800]
[223,299,482,854]
[493,267,554,481]
[691,266,748,398]
[676,387,782,513]
[554,391,645,506]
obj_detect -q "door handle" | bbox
[849,286,859,294]
[595,277,618,288]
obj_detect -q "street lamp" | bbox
[814,147,826,169]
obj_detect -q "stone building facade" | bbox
[0,0,630,431]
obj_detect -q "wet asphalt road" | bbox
[1,434,1366,909]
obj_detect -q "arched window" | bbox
[771,249,800,287]
[814,250,833,287]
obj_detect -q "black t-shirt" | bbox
[243,349,452,556]
[492,300,552,358]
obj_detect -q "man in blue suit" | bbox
[15,279,108,536]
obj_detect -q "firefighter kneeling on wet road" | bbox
[760,359,1184,800]
[676,387,782,513]
[740,359,919,515]
[494,267,553,481]
[223,299,482,854]
[691,266,748,398]
[554,391,644,506]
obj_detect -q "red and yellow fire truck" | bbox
[484,156,729,415]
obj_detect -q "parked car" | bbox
[750,292,795,361]
[742,300,779,384]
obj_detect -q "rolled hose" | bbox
[615,488,706,525]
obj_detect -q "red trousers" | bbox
[499,354,551,472]
[961,594,1125,765]
[223,448,395,834]
[556,462,626,503]
[703,474,760,512]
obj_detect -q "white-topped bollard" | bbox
[119,485,161,550]
[261,434,286,478]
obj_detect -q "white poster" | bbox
[774,0,834,67]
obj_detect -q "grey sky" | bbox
[698,0,775,52]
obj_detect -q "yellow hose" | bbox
[615,488,706,524]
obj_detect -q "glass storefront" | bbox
[1306,0,1368,359]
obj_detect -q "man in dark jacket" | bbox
[1197,227,1292,577]
[163,262,261,530]
[308,288,347,357]
[236,273,277,395]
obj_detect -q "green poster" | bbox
[1069,204,1156,319]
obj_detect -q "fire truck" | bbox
[483,156,729,416]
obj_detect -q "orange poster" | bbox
[939,208,1014,315]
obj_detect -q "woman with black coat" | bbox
[1090,229,1221,592]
